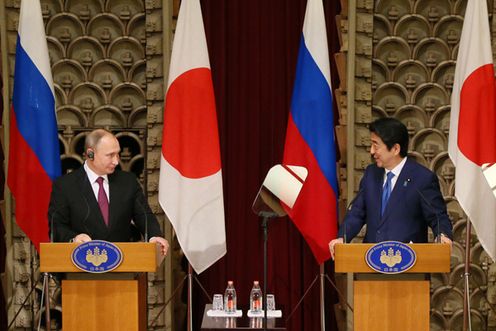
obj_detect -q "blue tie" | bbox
[381,172,394,216]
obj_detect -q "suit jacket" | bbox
[49,166,162,242]
[339,158,453,243]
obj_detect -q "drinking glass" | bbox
[266,294,275,311]
[212,294,224,311]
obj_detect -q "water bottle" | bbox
[224,280,237,313]
[250,281,263,312]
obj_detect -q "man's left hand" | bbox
[150,237,169,256]
[439,234,452,245]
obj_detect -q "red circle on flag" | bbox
[162,68,221,178]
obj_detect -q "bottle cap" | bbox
[254,281,259,285]
[228,280,233,285]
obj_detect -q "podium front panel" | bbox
[62,279,139,331]
[354,280,429,331]
[40,243,154,330]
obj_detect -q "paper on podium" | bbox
[252,165,308,217]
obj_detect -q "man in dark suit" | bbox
[329,118,452,257]
[49,129,169,255]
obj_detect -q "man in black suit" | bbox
[49,129,168,255]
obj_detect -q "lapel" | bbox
[379,159,413,224]
[77,167,109,234]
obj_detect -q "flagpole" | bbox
[43,272,51,331]
[263,215,269,331]
[319,264,325,331]
[187,263,193,331]
[463,220,472,331]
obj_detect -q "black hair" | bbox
[369,117,409,157]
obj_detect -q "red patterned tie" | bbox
[96,177,109,226]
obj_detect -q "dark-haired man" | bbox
[329,117,452,258]
[48,129,169,256]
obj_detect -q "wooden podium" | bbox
[40,242,164,331]
[334,243,450,331]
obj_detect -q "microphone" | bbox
[342,186,364,243]
[136,196,149,242]
[80,191,92,237]
[48,204,57,243]
[405,178,442,243]
[347,186,364,211]
[48,192,91,242]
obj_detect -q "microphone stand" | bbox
[259,211,277,331]
[463,221,473,331]
[7,273,47,330]
[40,205,63,330]
[42,271,51,331]
[252,165,309,330]
[285,187,360,330]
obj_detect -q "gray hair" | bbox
[84,129,114,150]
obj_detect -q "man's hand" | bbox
[73,233,92,243]
[439,234,452,246]
[150,237,169,256]
[328,238,344,260]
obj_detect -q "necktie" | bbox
[381,172,394,216]
[96,177,109,226]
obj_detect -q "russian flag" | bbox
[283,0,338,263]
[7,0,61,252]
[448,0,496,261]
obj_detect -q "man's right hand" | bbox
[73,233,92,243]
[328,238,344,260]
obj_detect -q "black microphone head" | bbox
[49,205,56,242]
[135,196,149,242]
[411,182,442,243]
[80,190,92,237]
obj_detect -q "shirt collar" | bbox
[84,162,109,184]
[386,156,407,178]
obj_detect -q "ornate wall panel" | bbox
[3,0,174,329]
[334,0,374,327]
[371,0,495,330]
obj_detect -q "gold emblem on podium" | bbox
[86,247,108,266]
[379,247,402,267]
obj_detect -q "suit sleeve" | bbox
[131,178,163,239]
[419,172,453,239]
[48,179,78,242]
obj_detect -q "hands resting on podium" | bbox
[327,238,343,260]
[328,235,452,260]
[72,233,170,256]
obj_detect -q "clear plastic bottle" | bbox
[224,280,237,313]
[249,280,263,312]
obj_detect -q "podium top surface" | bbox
[40,242,163,273]
[334,243,450,273]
